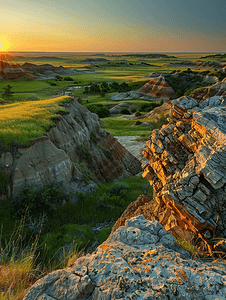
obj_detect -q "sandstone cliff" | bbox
[0,99,141,200]
[142,95,226,238]
[23,215,226,300]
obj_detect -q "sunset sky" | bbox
[1,0,226,52]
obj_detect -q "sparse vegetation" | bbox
[2,84,14,99]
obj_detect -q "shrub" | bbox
[87,104,110,118]
[107,181,129,198]
[55,75,63,81]
[135,111,141,117]
[15,185,69,217]
[120,108,130,115]
[138,102,160,112]
[64,76,74,81]
[131,107,137,113]
[135,121,142,125]
[49,82,57,86]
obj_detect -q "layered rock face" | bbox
[190,78,226,101]
[0,60,30,80]
[142,95,226,238]
[21,62,80,76]
[139,75,175,101]
[165,60,226,72]
[0,100,141,200]
[23,215,226,300]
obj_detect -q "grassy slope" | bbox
[0,96,70,148]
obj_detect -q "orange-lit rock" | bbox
[142,95,226,238]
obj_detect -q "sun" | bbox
[0,36,10,52]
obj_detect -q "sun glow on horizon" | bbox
[0,36,10,52]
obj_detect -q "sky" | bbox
[1,0,226,52]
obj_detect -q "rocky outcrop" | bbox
[0,99,141,200]
[0,60,31,80]
[139,75,175,101]
[142,95,226,238]
[164,60,226,71]
[141,100,171,119]
[23,215,226,300]
[111,90,154,101]
[0,60,94,80]
[190,79,226,101]
[21,62,85,77]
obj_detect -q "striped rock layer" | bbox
[139,75,175,101]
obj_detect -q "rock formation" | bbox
[0,99,141,200]
[190,78,226,101]
[139,75,175,101]
[111,90,154,101]
[0,60,94,80]
[0,60,31,80]
[142,95,226,238]
[164,60,226,72]
[23,215,226,300]
[21,62,82,76]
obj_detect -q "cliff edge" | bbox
[0,99,141,200]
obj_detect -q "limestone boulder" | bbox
[23,215,226,300]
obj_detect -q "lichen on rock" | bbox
[23,215,226,300]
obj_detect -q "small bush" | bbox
[135,111,141,117]
[120,108,130,115]
[15,185,69,217]
[131,108,137,113]
[49,82,57,86]
[64,77,74,81]
[107,181,129,197]
[135,121,142,125]
[138,102,160,112]
[87,104,110,118]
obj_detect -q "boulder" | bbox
[111,91,154,101]
[23,215,226,300]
